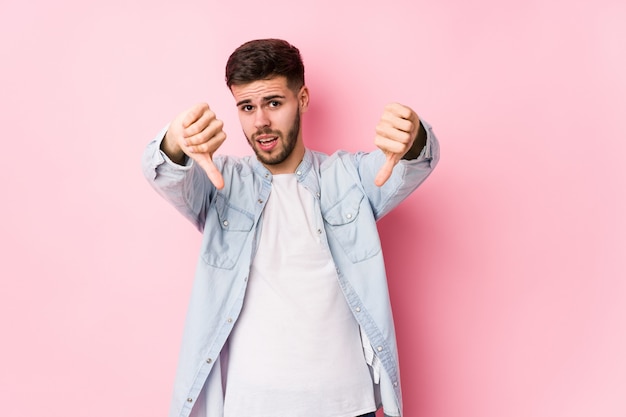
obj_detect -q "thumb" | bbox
[195,154,225,190]
[374,153,397,187]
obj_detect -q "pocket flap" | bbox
[323,186,364,226]
[215,194,254,232]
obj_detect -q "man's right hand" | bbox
[161,103,227,190]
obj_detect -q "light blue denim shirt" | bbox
[142,122,440,417]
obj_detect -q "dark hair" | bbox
[225,39,305,91]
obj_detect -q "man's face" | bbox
[231,76,309,174]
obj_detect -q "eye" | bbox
[240,104,254,112]
[268,100,281,108]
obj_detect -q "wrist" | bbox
[402,121,427,161]
[160,132,186,165]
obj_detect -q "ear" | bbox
[298,86,310,113]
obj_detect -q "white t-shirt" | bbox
[223,174,376,417]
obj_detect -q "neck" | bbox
[264,144,306,175]
[263,133,306,174]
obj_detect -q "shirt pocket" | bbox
[322,185,380,263]
[201,194,254,269]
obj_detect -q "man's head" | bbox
[226,39,309,174]
[225,39,305,93]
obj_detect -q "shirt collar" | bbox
[251,148,314,184]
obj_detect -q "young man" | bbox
[142,39,440,417]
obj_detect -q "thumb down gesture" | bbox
[162,103,226,190]
[374,103,421,187]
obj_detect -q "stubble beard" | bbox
[248,110,301,166]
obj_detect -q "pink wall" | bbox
[1,0,625,416]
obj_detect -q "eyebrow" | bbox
[236,94,286,107]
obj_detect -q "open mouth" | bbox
[256,135,279,151]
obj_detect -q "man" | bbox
[142,39,440,417]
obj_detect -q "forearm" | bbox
[142,128,211,231]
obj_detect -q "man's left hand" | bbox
[374,103,420,187]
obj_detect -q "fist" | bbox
[163,103,227,189]
[374,103,420,186]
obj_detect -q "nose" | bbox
[254,107,270,130]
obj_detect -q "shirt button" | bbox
[227,318,233,323]
[258,199,264,204]
[377,346,383,352]
[346,213,353,219]
[265,173,269,178]
[393,381,398,387]
[296,170,302,176]
[355,307,361,312]
[187,398,193,403]
[223,220,229,227]
[206,358,213,364]
[317,229,322,234]
[316,192,321,198]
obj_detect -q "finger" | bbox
[182,103,210,129]
[375,124,414,147]
[384,102,412,120]
[382,104,420,141]
[195,155,225,190]
[183,109,217,138]
[374,155,397,187]
[185,119,224,149]
[380,113,414,133]
[185,130,226,155]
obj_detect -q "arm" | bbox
[354,110,439,220]
[141,103,228,230]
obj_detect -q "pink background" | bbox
[1,0,625,416]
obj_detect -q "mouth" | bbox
[255,135,279,151]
